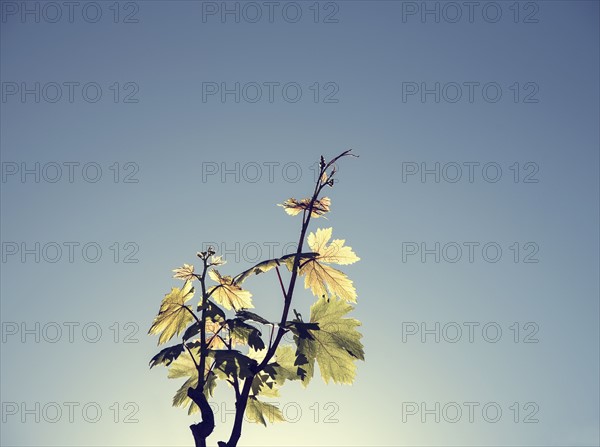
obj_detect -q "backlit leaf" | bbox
[168,349,216,415]
[227,318,265,351]
[182,322,201,341]
[148,281,196,345]
[251,373,280,398]
[307,227,360,265]
[278,197,331,218]
[271,345,301,386]
[149,343,185,368]
[286,321,319,340]
[233,253,318,286]
[294,295,364,385]
[245,396,285,426]
[208,270,253,310]
[299,228,359,303]
[199,299,227,322]
[172,264,196,282]
[209,255,227,266]
[236,310,272,326]
[211,350,256,380]
[301,263,357,304]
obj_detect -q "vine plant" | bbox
[148,150,364,447]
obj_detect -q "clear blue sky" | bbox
[1,1,598,445]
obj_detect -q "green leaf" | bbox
[182,322,201,341]
[234,253,318,285]
[197,299,226,322]
[236,310,272,326]
[245,396,285,426]
[167,350,198,379]
[271,345,301,386]
[168,350,216,415]
[204,371,218,398]
[211,350,256,380]
[248,330,266,351]
[294,295,364,385]
[227,318,265,351]
[294,336,316,385]
[148,281,196,345]
[286,321,320,340]
[251,373,280,398]
[294,353,309,366]
[278,197,331,218]
[173,377,199,415]
[149,344,184,368]
[168,351,199,414]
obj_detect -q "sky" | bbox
[0,0,599,446]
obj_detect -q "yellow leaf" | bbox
[148,281,195,345]
[245,397,285,426]
[168,349,216,414]
[295,295,364,385]
[307,227,360,265]
[278,197,331,218]
[297,228,360,303]
[209,255,227,266]
[205,320,227,349]
[301,262,357,303]
[172,264,196,281]
[207,270,253,310]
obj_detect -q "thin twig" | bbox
[184,305,204,328]
[185,344,200,370]
[275,266,287,298]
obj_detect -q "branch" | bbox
[268,324,275,351]
[222,151,356,447]
[184,305,204,329]
[275,266,287,298]
[324,149,357,172]
[206,323,226,349]
[254,163,325,371]
[231,376,241,400]
[206,359,217,376]
[185,344,200,370]
[220,334,230,349]
[198,257,209,385]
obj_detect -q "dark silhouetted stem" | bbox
[220,151,355,447]
[188,258,216,447]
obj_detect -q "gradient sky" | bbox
[1,1,599,446]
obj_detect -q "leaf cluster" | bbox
[148,151,363,430]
